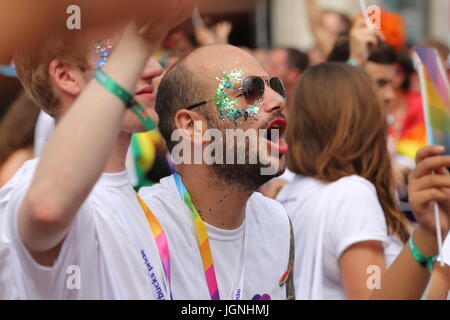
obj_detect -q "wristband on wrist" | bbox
[95,69,156,131]
[347,58,361,67]
[408,231,439,272]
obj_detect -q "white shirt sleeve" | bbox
[6,170,98,298]
[278,168,295,182]
[325,177,390,259]
[440,235,450,266]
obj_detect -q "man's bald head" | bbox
[156,45,267,151]
[183,44,262,78]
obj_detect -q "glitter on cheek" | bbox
[214,69,262,125]
[93,34,117,70]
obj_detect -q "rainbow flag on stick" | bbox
[414,46,450,266]
[414,47,450,151]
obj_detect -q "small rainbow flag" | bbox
[394,91,427,160]
[414,46,449,264]
[414,47,450,154]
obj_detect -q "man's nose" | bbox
[384,85,396,103]
[142,57,163,80]
[261,84,286,114]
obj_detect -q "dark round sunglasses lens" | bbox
[269,78,286,98]
[243,77,265,105]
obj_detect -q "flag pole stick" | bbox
[358,0,369,28]
[433,195,444,267]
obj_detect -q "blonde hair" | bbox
[13,33,90,116]
[287,63,410,242]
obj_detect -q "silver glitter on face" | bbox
[214,68,263,125]
[228,68,245,86]
[93,33,118,70]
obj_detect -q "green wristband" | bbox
[95,69,134,108]
[95,69,156,131]
[408,231,439,272]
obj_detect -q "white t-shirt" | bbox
[34,111,55,157]
[277,175,404,300]
[0,159,167,300]
[440,235,450,267]
[139,175,291,300]
[278,168,295,183]
[441,236,450,300]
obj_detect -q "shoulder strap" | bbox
[286,217,296,300]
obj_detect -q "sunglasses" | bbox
[185,76,286,110]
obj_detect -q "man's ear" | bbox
[174,109,210,146]
[48,59,84,98]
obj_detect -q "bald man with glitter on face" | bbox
[138,44,295,300]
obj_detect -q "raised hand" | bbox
[195,20,233,46]
[408,146,450,238]
[195,26,217,46]
[214,21,233,44]
[349,16,385,65]
[136,0,198,42]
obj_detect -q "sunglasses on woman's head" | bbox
[185,76,286,110]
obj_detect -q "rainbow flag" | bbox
[414,47,450,154]
[394,91,427,160]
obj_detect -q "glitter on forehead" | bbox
[214,69,262,125]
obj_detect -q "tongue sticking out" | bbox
[263,118,289,156]
[269,137,289,156]
[265,127,288,156]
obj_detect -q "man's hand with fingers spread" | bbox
[408,146,450,241]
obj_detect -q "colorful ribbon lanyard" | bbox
[173,173,246,300]
[135,192,172,298]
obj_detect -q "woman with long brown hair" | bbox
[277,63,411,299]
[0,92,40,187]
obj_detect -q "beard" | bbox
[204,111,286,192]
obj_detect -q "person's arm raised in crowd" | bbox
[370,146,450,299]
[349,16,385,65]
[17,1,198,265]
[18,22,157,265]
[306,0,334,58]
[0,0,195,61]
[195,21,233,46]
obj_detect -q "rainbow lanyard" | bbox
[174,173,247,300]
[135,192,171,297]
[173,173,221,300]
